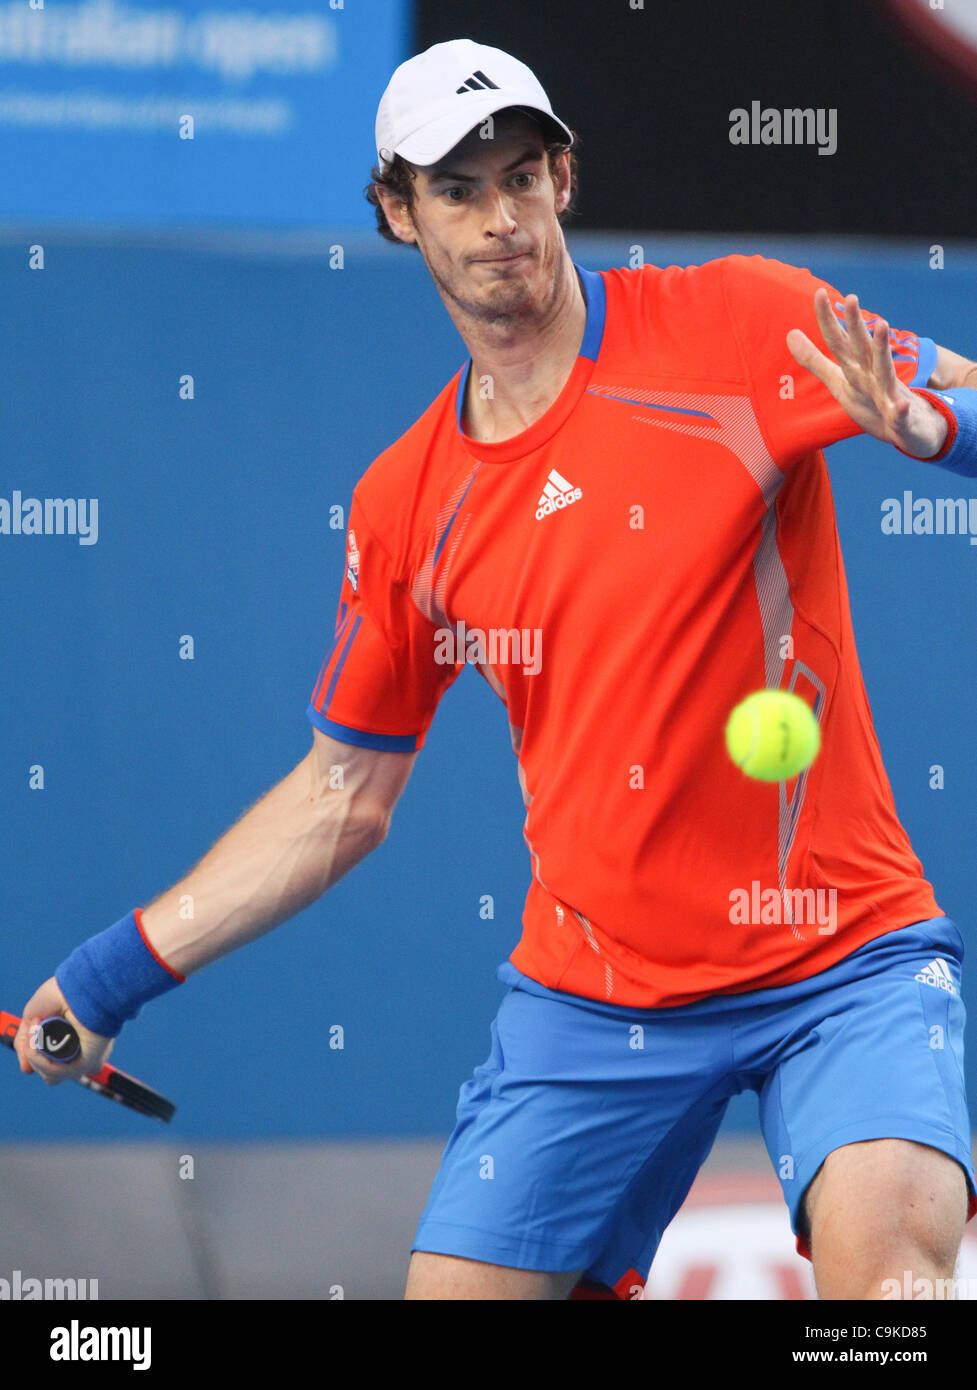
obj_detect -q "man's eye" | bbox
[512,173,534,188]
[443,187,466,201]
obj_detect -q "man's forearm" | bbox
[139,748,386,978]
[928,344,977,391]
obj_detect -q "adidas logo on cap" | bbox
[915,957,956,994]
[536,468,582,521]
[456,70,501,94]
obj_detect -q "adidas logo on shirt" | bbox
[915,957,956,994]
[536,468,582,521]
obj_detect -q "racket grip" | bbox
[33,1017,81,1063]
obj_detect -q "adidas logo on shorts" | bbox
[915,957,956,994]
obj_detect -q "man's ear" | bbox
[377,186,418,245]
[552,151,571,216]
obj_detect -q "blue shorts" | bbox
[412,916,975,1291]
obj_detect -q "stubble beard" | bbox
[421,235,565,332]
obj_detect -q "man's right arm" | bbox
[15,729,416,1078]
[140,727,417,977]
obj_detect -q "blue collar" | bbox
[455,261,606,432]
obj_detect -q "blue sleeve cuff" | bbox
[911,337,938,389]
[306,703,420,752]
[56,910,184,1038]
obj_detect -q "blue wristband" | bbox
[55,909,185,1038]
[911,386,977,477]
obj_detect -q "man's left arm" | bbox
[787,289,977,466]
[928,343,977,393]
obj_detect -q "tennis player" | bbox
[17,39,977,1301]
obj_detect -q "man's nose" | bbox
[482,189,518,235]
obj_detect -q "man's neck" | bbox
[459,257,586,444]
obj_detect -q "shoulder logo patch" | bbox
[346,529,360,591]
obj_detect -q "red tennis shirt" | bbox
[308,254,942,1008]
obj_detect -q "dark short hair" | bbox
[365,122,580,248]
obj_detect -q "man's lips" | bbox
[472,252,531,264]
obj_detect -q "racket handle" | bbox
[33,1016,81,1063]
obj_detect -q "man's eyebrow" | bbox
[428,146,545,184]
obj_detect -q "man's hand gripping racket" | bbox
[4,978,175,1122]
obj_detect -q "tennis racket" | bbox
[0,1010,176,1123]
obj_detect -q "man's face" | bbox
[380,111,572,328]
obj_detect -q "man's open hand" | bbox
[787,288,948,460]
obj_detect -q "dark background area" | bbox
[416,0,977,238]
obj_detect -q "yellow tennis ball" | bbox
[725,690,821,782]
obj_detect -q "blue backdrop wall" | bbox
[3,230,976,1140]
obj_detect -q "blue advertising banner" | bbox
[0,0,410,226]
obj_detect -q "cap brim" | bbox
[392,99,572,168]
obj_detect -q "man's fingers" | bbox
[813,289,874,375]
[787,327,845,395]
[842,293,876,368]
[872,318,901,397]
[16,1012,76,1085]
[27,1051,76,1085]
[811,287,853,364]
[15,978,74,1070]
[793,288,922,445]
[14,1014,39,1068]
[786,326,819,369]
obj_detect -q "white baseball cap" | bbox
[376,39,573,171]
